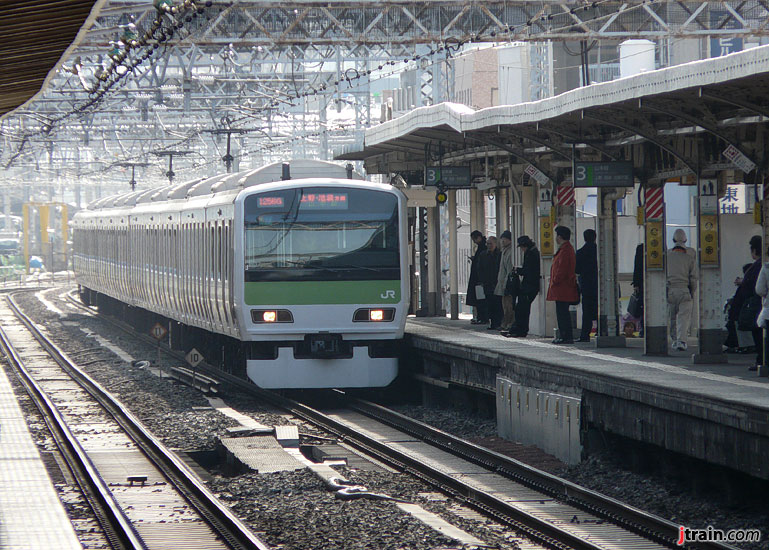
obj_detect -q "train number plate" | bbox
[307,334,342,356]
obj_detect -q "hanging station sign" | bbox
[424,166,471,187]
[574,161,634,188]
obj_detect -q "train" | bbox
[72,159,409,388]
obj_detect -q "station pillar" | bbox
[417,207,429,316]
[553,181,576,240]
[448,189,459,319]
[470,188,485,235]
[426,206,440,316]
[537,185,555,336]
[643,185,668,355]
[496,186,510,234]
[596,187,626,347]
[554,181,577,337]
[694,177,727,362]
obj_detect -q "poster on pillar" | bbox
[699,214,720,266]
[540,218,554,256]
[699,179,718,215]
[645,221,664,269]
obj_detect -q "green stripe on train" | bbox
[244,280,401,305]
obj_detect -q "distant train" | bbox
[72,160,408,388]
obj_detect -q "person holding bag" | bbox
[507,236,541,338]
[494,231,516,332]
[547,226,578,344]
[466,231,487,324]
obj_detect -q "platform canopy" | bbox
[339,45,769,184]
[1,0,104,119]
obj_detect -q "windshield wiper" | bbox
[309,263,381,273]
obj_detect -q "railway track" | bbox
[0,292,270,550]
[60,289,737,550]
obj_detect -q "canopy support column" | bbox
[596,187,626,347]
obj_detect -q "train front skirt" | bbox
[246,346,397,389]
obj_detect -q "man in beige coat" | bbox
[666,228,698,351]
[495,231,515,331]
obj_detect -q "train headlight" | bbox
[353,308,395,322]
[370,309,384,321]
[251,309,293,323]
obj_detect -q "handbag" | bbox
[627,290,644,319]
[738,293,762,331]
[571,281,581,306]
[505,272,520,297]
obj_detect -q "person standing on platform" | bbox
[632,243,645,337]
[734,236,763,369]
[753,248,769,372]
[466,230,487,324]
[547,226,578,344]
[575,229,598,342]
[507,236,540,338]
[495,231,515,332]
[478,236,502,329]
[666,229,698,351]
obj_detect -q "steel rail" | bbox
[62,291,736,550]
[62,293,595,549]
[9,293,271,550]
[343,396,738,550]
[0,299,146,550]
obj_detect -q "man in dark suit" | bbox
[507,236,540,338]
[575,229,598,342]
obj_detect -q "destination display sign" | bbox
[299,192,348,209]
[425,166,471,188]
[574,161,634,188]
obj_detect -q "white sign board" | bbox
[525,164,550,185]
[722,145,756,173]
[474,179,498,191]
[403,187,437,207]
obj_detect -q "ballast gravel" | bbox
[15,288,519,550]
[18,286,769,550]
[390,403,769,550]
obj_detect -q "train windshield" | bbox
[244,187,399,281]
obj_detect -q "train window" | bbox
[244,188,399,282]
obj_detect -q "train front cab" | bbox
[235,181,408,389]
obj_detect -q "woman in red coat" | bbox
[547,225,579,344]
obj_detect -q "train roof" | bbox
[83,160,364,211]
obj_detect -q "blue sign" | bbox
[710,10,743,57]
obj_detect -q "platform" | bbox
[0,365,81,549]
[404,317,769,480]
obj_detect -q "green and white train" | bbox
[72,160,408,388]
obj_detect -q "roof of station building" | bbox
[339,44,769,176]
[1,1,104,119]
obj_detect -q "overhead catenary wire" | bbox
[4,0,678,176]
